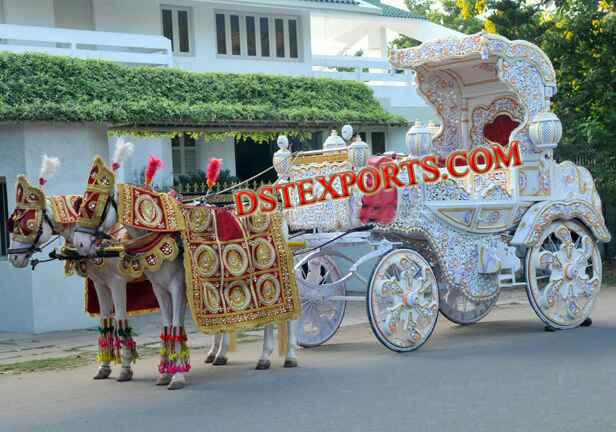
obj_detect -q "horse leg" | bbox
[109,278,135,382]
[168,275,189,390]
[212,333,229,366]
[91,280,115,380]
[205,333,222,364]
[150,283,173,386]
[284,320,299,368]
[256,324,275,370]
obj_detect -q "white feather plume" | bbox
[39,154,60,184]
[112,138,135,170]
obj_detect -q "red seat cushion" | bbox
[359,156,398,224]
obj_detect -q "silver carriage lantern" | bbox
[406,120,433,158]
[528,112,562,154]
[323,129,347,150]
[346,126,369,170]
[273,135,291,180]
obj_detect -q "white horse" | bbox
[8,195,137,382]
[73,201,299,390]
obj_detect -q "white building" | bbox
[0,0,459,332]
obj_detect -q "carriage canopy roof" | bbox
[0,53,405,134]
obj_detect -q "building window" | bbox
[172,134,198,176]
[0,177,8,257]
[371,132,386,154]
[215,11,301,60]
[161,6,192,55]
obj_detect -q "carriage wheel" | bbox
[525,220,602,330]
[367,248,439,353]
[295,254,346,347]
[438,281,499,325]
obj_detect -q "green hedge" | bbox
[0,53,405,133]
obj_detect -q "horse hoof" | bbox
[93,366,112,380]
[117,368,133,382]
[544,325,557,332]
[168,378,185,390]
[212,356,228,366]
[205,354,216,364]
[284,358,298,368]
[256,359,270,370]
[581,318,592,327]
[157,374,172,386]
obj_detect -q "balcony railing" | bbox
[311,55,415,85]
[0,24,173,67]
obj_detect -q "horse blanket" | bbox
[181,205,300,334]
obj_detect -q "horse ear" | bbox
[72,197,83,214]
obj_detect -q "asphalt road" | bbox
[2,289,616,432]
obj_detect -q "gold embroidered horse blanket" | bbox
[181,205,300,334]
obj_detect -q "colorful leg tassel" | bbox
[159,326,191,375]
[117,320,139,366]
[97,318,121,365]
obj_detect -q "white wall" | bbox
[0,126,34,332]
[117,135,174,188]
[199,136,236,177]
[92,0,313,76]
[0,124,110,333]
[3,0,54,26]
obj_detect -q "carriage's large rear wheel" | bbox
[367,248,439,353]
[295,254,346,347]
[525,220,602,330]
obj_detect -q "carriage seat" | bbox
[359,156,398,224]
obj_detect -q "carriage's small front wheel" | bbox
[367,248,439,353]
[525,220,602,330]
[295,254,346,347]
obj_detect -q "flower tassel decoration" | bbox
[38,154,60,187]
[112,138,135,172]
[206,158,223,192]
[145,155,163,188]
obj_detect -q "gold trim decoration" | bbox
[10,176,46,243]
[117,184,186,233]
[48,195,81,225]
[256,274,281,306]
[78,156,115,229]
[194,245,219,277]
[223,281,252,312]
[252,238,277,270]
[222,244,249,277]
[187,206,212,232]
[247,212,270,233]
[118,235,180,279]
[292,149,348,165]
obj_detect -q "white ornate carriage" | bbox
[273,32,611,352]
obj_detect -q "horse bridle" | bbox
[7,208,58,255]
[73,193,117,242]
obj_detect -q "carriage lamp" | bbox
[323,130,347,150]
[528,112,562,153]
[348,135,369,170]
[341,124,354,141]
[273,135,291,180]
[427,121,440,138]
[406,120,433,158]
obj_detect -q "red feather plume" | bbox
[145,155,163,187]
[207,158,223,189]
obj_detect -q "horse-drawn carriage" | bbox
[6,31,611,385]
[278,32,611,352]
